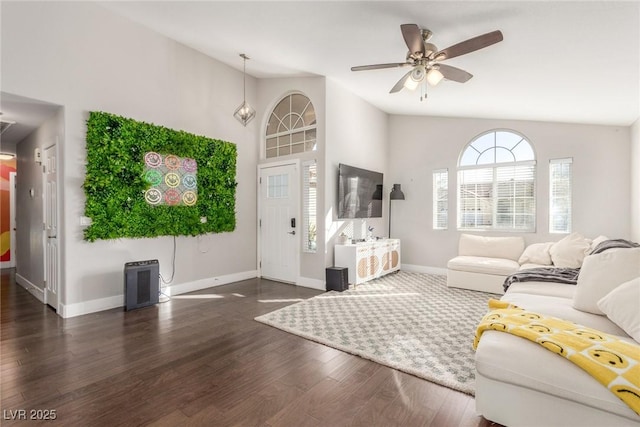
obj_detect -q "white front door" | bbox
[43,144,59,310]
[259,163,299,283]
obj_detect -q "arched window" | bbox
[457,130,536,231]
[265,93,316,159]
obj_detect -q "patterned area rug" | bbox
[255,271,497,395]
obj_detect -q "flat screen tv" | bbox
[337,163,383,219]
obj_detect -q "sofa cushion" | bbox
[518,242,553,265]
[518,263,552,271]
[572,248,640,315]
[506,282,575,299]
[549,232,592,268]
[597,277,640,342]
[458,234,525,261]
[475,332,639,422]
[447,255,520,276]
[502,292,628,336]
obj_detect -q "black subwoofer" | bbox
[326,267,349,292]
[124,260,159,311]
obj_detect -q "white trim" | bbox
[401,264,448,276]
[59,270,258,318]
[59,295,123,318]
[15,273,45,303]
[164,270,258,296]
[296,276,325,291]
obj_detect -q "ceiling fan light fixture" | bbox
[427,68,444,86]
[404,66,425,91]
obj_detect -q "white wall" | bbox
[256,77,326,285]
[325,79,389,268]
[15,109,64,296]
[631,118,640,242]
[2,2,259,316]
[389,115,632,269]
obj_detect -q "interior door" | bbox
[259,163,299,283]
[43,144,59,310]
[9,172,16,268]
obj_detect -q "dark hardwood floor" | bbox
[1,269,497,426]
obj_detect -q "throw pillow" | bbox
[549,232,592,268]
[589,235,609,253]
[597,277,640,342]
[573,247,640,315]
[518,242,553,265]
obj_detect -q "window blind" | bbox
[302,160,317,252]
[432,169,448,229]
[458,162,536,231]
[549,158,572,234]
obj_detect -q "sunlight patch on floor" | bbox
[171,294,225,299]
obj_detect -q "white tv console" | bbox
[334,239,401,285]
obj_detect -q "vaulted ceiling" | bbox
[102,1,640,126]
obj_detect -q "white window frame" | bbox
[432,169,448,230]
[457,130,536,232]
[549,158,573,234]
[265,92,317,159]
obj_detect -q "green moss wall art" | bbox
[83,111,237,241]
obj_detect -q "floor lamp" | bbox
[389,184,405,238]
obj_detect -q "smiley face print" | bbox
[165,173,181,188]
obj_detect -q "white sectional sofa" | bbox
[474,240,640,427]
[447,233,605,294]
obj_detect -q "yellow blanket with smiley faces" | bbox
[474,299,640,416]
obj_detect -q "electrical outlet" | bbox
[80,216,92,226]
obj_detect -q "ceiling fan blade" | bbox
[400,24,425,57]
[437,64,473,83]
[351,62,410,72]
[389,70,413,93]
[434,30,503,61]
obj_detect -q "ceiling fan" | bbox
[351,24,503,97]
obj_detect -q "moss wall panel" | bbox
[83,111,237,241]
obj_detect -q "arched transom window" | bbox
[457,130,536,231]
[265,93,317,159]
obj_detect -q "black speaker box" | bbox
[124,259,160,311]
[326,267,349,292]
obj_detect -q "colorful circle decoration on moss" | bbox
[144,188,162,205]
[145,152,162,168]
[182,191,197,206]
[164,155,181,170]
[144,169,163,185]
[182,174,197,189]
[165,189,181,205]
[165,172,181,188]
[183,158,197,172]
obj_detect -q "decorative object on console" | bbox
[388,184,405,237]
[233,53,256,126]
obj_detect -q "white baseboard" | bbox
[59,269,258,318]
[402,264,448,276]
[15,273,45,303]
[165,270,258,296]
[296,276,325,291]
[60,295,123,318]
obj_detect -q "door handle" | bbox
[48,235,57,239]
[287,231,296,235]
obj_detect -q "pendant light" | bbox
[233,53,256,126]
